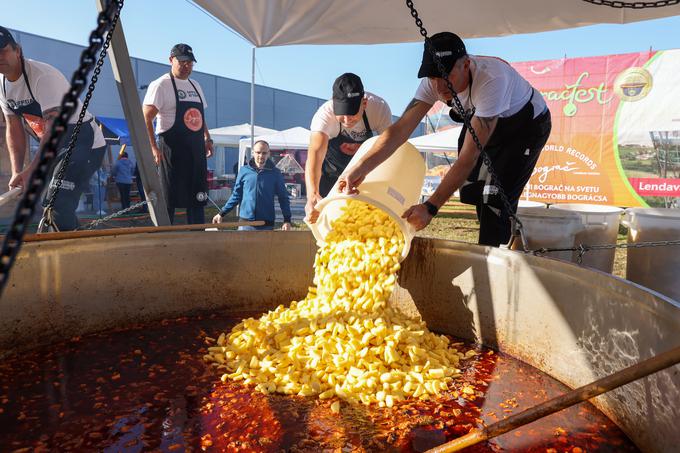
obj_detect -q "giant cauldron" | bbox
[1,231,679,451]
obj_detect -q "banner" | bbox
[426,50,680,207]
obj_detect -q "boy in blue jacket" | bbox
[212,140,292,230]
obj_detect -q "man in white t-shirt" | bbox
[0,26,107,231]
[305,73,392,223]
[143,43,213,225]
[338,32,552,246]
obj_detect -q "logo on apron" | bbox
[183,107,203,132]
[195,191,208,202]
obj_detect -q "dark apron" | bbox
[2,58,104,231]
[453,90,552,246]
[319,111,373,197]
[158,73,208,208]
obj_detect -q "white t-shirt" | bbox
[414,55,547,119]
[0,59,106,147]
[143,73,208,134]
[310,91,392,139]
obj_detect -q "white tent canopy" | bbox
[238,126,311,167]
[209,123,278,147]
[409,126,463,154]
[194,0,680,47]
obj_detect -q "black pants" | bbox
[168,205,205,225]
[44,145,106,231]
[117,183,131,209]
[461,109,552,247]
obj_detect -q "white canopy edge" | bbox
[193,0,680,47]
[409,126,462,154]
[209,123,278,147]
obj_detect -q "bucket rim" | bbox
[309,193,414,260]
[624,207,680,220]
[549,203,624,215]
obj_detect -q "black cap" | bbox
[170,43,197,62]
[417,32,467,78]
[332,73,365,115]
[0,26,17,49]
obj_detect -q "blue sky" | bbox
[3,1,680,114]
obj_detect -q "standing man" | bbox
[304,73,392,223]
[0,26,106,231]
[143,43,213,225]
[212,140,292,231]
[338,32,552,247]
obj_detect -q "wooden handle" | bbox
[0,187,22,208]
[427,345,680,453]
[21,221,266,242]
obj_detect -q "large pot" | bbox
[1,231,679,452]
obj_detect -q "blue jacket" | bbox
[220,159,292,224]
[112,158,134,184]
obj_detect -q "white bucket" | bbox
[517,200,547,212]
[623,208,680,301]
[308,136,425,261]
[549,203,623,273]
[512,208,583,261]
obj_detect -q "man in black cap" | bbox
[304,73,392,223]
[0,26,107,230]
[143,43,213,224]
[338,32,552,247]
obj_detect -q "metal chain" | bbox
[41,0,124,231]
[405,0,526,240]
[533,239,680,264]
[79,200,148,230]
[0,0,124,296]
[582,0,679,8]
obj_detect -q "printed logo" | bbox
[346,92,361,98]
[614,67,653,102]
[183,107,203,132]
[7,99,16,110]
[196,191,208,202]
[178,89,187,100]
[435,51,453,57]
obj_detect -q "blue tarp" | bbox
[97,116,130,145]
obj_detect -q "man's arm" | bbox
[303,131,329,222]
[427,115,498,208]
[8,107,60,189]
[5,113,26,177]
[339,98,431,193]
[142,104,162,164]
[275,171,292,224]
[304,131,329,199]
[203,123,213,158]
[219,170,244,216]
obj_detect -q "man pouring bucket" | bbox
[338,32,552,247]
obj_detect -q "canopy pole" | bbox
[95,0,170,226]
[250,47,255,157]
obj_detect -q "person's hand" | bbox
[212,213,223,224]
[402,203,433,231]
[304,193,323,224]
[151,144,163,165]
[281,222,292,231]
[205,140,214,158]
[337,166,366,195]
[8,169,30,192]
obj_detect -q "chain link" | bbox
[0,0,124,296]
[582,0,679,8]
[41,1,124,230]
[533,239,680,264]
[404,0,526,239]
[79,200,148,230]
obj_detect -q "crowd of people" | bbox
[1,24,551,245]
